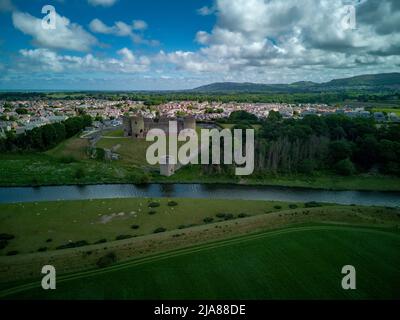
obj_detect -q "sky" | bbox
[0,0,399,91]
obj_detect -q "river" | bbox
[0,184,399,207]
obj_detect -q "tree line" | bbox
[0,115,92,152]
[202,111,400,177]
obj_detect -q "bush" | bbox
[335,158,356,176]
[148,210,157,215]
[56,240,89,250]
[115,235,133,241]
[58,156,77,164]
[6,251,19,256]
[0,240,8,250]
[238,213,250,218]
[94,239,107,244]
[168,201,178,207]
[38,247,48,252]
[203,217,214,223]
[148,202,160,208]
[0,233,15,240]
[46,238,53,243]
[131,225,140,230]
[274,205,282,210]
[289,204,298,209]
[74,167,86,179]
[216,213,235,220]
[305,201,322,208]
[97,252,117,268]
[224,213,235,220]
[154,227,167,234]
[135,174,150,185]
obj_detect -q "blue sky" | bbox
[0,0,399,90]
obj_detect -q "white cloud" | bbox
[88,0,117,7]
[18,47,151,73]
[12,11,97,52]
[163,0,400,82]
[197,6,215,16]
[89,18,158,45]
[133,20,147,30]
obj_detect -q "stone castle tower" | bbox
[123,115,196,139]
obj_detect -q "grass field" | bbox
[0,198,305,255]
[2,225,400,300]
[96,136,153,168]
[371,108,400,116]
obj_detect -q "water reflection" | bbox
[0,184,399,207]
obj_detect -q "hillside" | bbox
[192,73,400,93]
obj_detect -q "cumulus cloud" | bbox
[165,0,400,81]
[12,11,97,52]
[197,6,215,16]
[18,47,150,73]
[132,20,147,30]
[88,0,117,7]
[89,18,157,45]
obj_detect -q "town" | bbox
[1,98,399,137]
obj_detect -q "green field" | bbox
[0,198,307,255]
[371,108,400,116]
[2,225,400,300]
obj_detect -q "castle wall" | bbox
[123,115,196,139]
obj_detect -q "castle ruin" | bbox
[123,115,196,139]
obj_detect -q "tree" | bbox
[329,140,352,163]
[335,158,356,176]
[267,110,283,122]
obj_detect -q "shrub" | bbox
[94,239,107,244]
[46,238,53,243]
[0,233,15,240]
[115,235,133,241]
[335,158,356,176]
[154,227,167,234]
[238,213,250,218]
[224,213,235,220]
[203,217,214,223]
[148,202,160,208]
[97,252,117,268]
[289,204,298,209]
[6,251,19,256]
[305,201,322,208]
[131,225,140,230]
[74,167,86,179]
[274,205,282,210]
[136,173,150,185]
[0,240,8,250]
[58,156,77,164]
[168,201,178,207]
[216,213,235,220]
[56,240,89,250]
[148,210,157,215]
[38,247,48,252]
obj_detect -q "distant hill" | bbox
[192,73,400,93]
